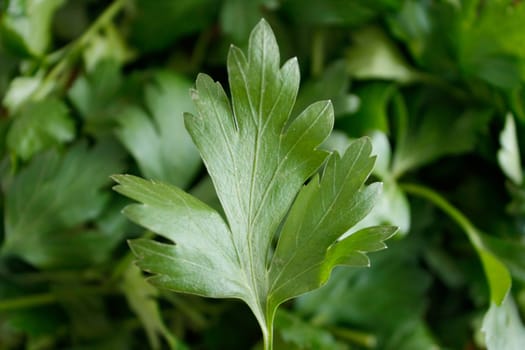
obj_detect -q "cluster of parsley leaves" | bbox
[2,1,525,349]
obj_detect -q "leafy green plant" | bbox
[3,0,525,348]
[113,20,396,349]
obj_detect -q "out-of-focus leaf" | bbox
[482,294,525,350]
[387,0,431,60]
[116,71,201,187]
[401,183,511,305]
[369,131,391,179]
[385,320,439,350]
[220,0,277,44]
[2,74,54,113]
[337,82,395,136]
[481,233,525,284]
[130,0,218,53]
[354,179,410,235]
[392,108,491,177]
[122,264,175,349]
[297,238,433,345]
[346,27,421,83]
[0,119,10,157]
[68,60,123,121]
[293,61,356,118]
[6,99,75,161]
[0,281,65,346]
[82,24,134,71]
[498,113,522,185]
[57,291,110,340]
[459,0,525,88]
[0,0,64,56]
[282,0,398,26]
[0,46,19,99]
[1,141,125,268]
[272,310,348,350]
[387,0,456,75]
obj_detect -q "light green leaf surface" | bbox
[2,75,53,113]
[498,113,523,185]
[0,0,64,56]
[346,27,421,83]
[6,99,75,160]
[68,60,123,120]
[122,263,175,350]
[338,82,395,136]
[367,131,410,233]
[482,294,525,350]
[116,71,201,187]
[271,310,348,350]
[2,141,124,268]
[114,20,394,349]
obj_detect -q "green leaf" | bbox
[0,0,65,56]
[113,20,394,348]
[130,0,218,53]
[459,0,525,88]
[498,113,523,185]
[2,141,125,268]
[401,183,512,305]
[220,0,276,44]
[346,26,421,83]
[116,71,201,187]
[337,82,395,136]
[482,294,525,350]
[271,310,348,350]
[6,99,75,161]
[282,0,398,26]
[121,263,175,349]
[293,61,356,119]
[2,75,45,113]
[68,60,123,121]
[268,139,395,306]
[392,107,491,177]
[297,238,433,345]
[481,233,525,283]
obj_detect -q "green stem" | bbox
[32,0,127,99]
[329,327,377,348]
[400,183,483,248]
[0,293,57,311]
[401,183,512,305]
[311,28,324,77]
[264,317,274,350]
[0,286,114,312]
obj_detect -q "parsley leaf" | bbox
[2,141,125,268]
[116,71,201,187]
[113,19,395,349]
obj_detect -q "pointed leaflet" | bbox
[114,19,393,347]
[269,138,396,309]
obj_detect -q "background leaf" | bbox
[6,98,75,160]
[0,0,64,56]
[2,141,125,268]
[116,71,201,187]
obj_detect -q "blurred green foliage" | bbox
[1,0,525,349]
